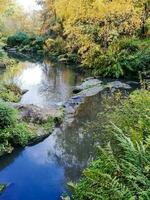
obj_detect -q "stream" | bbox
[0,60,104,200]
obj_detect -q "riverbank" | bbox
[0,55,149,199]
[0,76,140,200]
[5,32,150,79]
[0,73,134,158]
[70,88,150,200]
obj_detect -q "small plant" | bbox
[10,123,33,146]
[0,102,36,156]
[0,102,18,129]
[0,83,22,102]
[41,117,55,132]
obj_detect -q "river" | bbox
[0,59,104,200]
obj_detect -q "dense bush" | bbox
[7,32,30,47]
[9,123,32,146]
[83,39,150,78]
[0,102,33,155]
[0,102,18,129]
[0,83,22,102]
[73,134,150,200]
[105,90,150,143]
[7,32,45,55]
[6,33,150,78]
[72,90,150,200]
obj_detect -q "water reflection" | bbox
[0,61,83,108]
[0,60,107,200]
[0,91,106,200]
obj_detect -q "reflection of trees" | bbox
[39,61,83,104]
[46,93,107,182]
[0,62,27,83]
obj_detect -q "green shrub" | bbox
[82,38,150,78]
[31,36,45,53]
[84,90,150,144]
[0,47,5,59]
[0,102,18,129]
[107,90,150,143]
[10,123,32,146]
[7,32,29,47]
[4,83,22,95]
[41,117,55,132]
[119,39,140,53]
[0,83,22,102]
[72,90,150,200]
[73,134,150,200]
[0,102,35,156]
[45,36,66,55]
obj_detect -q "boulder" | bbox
[107,81,131,90]
[21,89,29,95]
[73,78,102,93]
[10,103,62,123]
[0,62,6,68]
[78,85,104,97]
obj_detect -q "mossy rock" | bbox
[0,184,6,193]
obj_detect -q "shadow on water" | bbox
[0,149,23,171]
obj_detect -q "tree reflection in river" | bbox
[45,93,108,182]
[0,60,83,108]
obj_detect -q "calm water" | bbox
[0,60,103,200]
[1,60,83,108]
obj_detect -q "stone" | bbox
[21,89,29,95]
[108,81,131,90]
[7,48,17,53]
[78,85,104,97]
[73,78,102,93]
[0,62,6,68]
[9,103,62,123]
[126,81,140,86]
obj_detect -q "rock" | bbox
[10,103,62,123]
[64,117,74,125]
[108,81,131,90]
[78,85,104,97]
[84,77,95,81]
[64,96,84,109]
[0,62,6,68]
[81,79,102,89]
[73,79,102,94]
[72,86,82,94]
[7,48,17,53]
[21,89,29,95]
[65,106,76,114]
[126,81,139,86]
